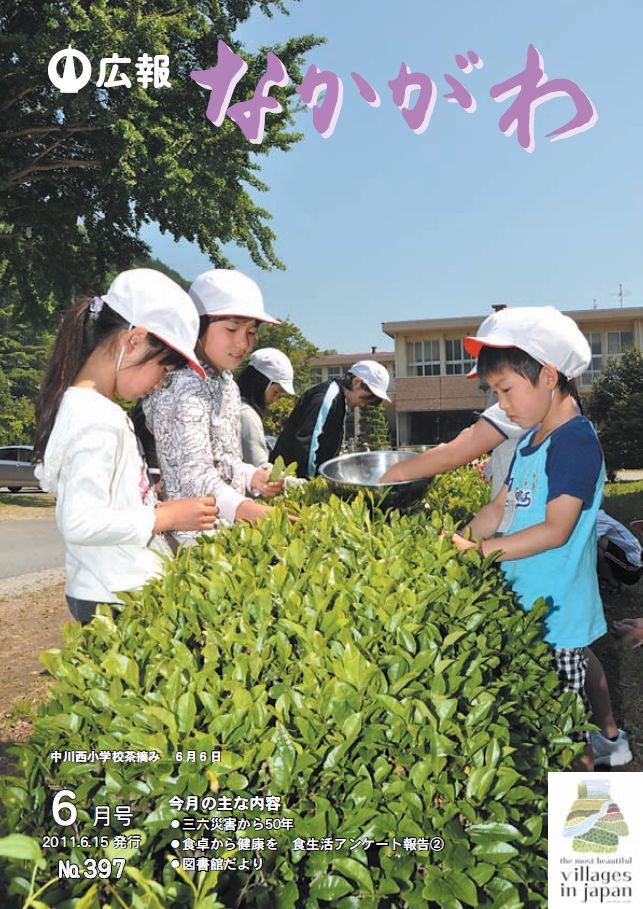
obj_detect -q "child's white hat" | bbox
[189,269,281,324]
[249,348,295,395]
[103,269,204,378]
[349,360,391,402]
[464,306,591,379]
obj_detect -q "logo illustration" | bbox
[563,780,629,854]
[515,488,532,507]
[48,47,92,93]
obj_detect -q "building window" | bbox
[580,332,602,387]
[327,366,343,379]
[409,410,476,445]
[607,330,633,360]
[310,368,322,383]
[406,339,440,376]
[445,338,475,375]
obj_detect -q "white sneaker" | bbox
[590,730,633,767]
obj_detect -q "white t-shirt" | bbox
[480,403,527,498]
[597,509,642,566]
[35,388,165,602]
[240,402,270,468]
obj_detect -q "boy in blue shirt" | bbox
[451,306,609,769]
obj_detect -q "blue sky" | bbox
[142,0,643,353]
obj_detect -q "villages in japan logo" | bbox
[47,42,598,153]
[563,780,629,855]
[555,780,633,907]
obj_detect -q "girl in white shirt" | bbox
[33,269,218,623]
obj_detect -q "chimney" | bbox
[371,345,377,354]
[492,304,507,312]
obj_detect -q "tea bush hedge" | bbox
[0,471,585,908]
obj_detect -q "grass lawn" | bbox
[603,479,643,526]
[0,490,55,521]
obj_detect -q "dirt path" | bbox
[0,582,68,774]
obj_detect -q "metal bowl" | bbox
[319,450,429,509]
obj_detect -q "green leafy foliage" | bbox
[425,467,492,526]
[0,471,582,907]
[269,455,298,481]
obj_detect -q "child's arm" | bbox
[379,418,504,483]
[466,485,507,541]
[456,494,583,561]
[153,498,218,534]
[613,617,643,647]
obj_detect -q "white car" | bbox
[0,445,40,492]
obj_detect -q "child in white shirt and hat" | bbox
[237,348,295,468]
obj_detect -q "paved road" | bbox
[0,517,64,579]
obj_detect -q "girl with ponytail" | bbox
[34,269,218,623]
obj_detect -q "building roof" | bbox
[382,305,643,338]
[310,351,394,366]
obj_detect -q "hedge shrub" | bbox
[0,471,585,908]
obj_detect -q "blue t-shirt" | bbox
[500,416,606,649]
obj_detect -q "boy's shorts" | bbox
[554,648,590,742]
[554,647,590,710]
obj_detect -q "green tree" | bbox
[131,255,190,291]
[251,318,320,434]
[0,1,321,316]
[357,403,391,451]
[0,292,54,444]
[586,347,643,478]
[0,368,36,445]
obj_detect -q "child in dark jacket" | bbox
[270,360,391,478]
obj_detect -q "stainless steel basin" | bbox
[319,450,429,509]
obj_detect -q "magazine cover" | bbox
[1,1,642,906]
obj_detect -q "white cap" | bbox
[349,360,391,402]
[465,306,591,379]
[103,269,204,379]
[189,269,281,324]
[249,348,295,395]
